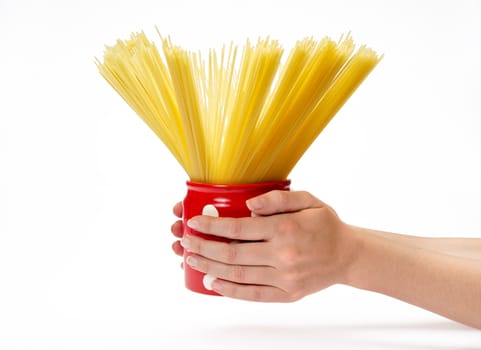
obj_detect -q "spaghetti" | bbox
[96,31,382,184]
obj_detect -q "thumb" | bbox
[246,190,324,216]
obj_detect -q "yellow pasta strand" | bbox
[96,31,382,184]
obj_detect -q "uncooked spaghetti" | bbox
[96,31,381,184]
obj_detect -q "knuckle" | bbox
[276,217,299,237]
[285,266,303,282]
[297,190,310,199]
[298,190,320,207]
[272,190,289,207]
[279,246,301,266]
[223,243,238,264]
[230,265,246,283]
[226,219,242,239]
[195,257,209,273]
[200,218,212,234]
[192,238,203,255]
[222,283,240,300]
[249,287,264,302]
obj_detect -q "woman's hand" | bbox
[171,190,481,328]
[170,191,359,302]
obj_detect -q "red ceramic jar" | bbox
[182,180,291,296]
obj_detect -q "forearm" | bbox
[365,228,481,260]
[344,225,481,329]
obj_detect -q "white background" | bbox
[1,0,481,349]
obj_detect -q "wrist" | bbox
[341,225,405,291]
[335,223,365,287]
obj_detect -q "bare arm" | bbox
[364,229,481,260]
[347,225,481,329]
[171,191,481,329]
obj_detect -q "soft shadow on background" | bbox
[196,322,481,350]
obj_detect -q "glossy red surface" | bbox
[182,180,291,295]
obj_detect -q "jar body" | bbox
[182,180,291,295]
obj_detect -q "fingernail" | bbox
[212,280,223,294]
[186,256,197,269]
[187,219,200,230]
[246,198,263,211]
[181,237,191,250]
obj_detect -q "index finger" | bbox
[246,190,324,216]
[187,215,275,241]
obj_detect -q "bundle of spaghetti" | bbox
[96,31,382,184]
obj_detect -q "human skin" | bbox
[170,190,481,329]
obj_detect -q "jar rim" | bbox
[186,179,291,192]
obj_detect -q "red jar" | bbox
[182,180,291,296]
